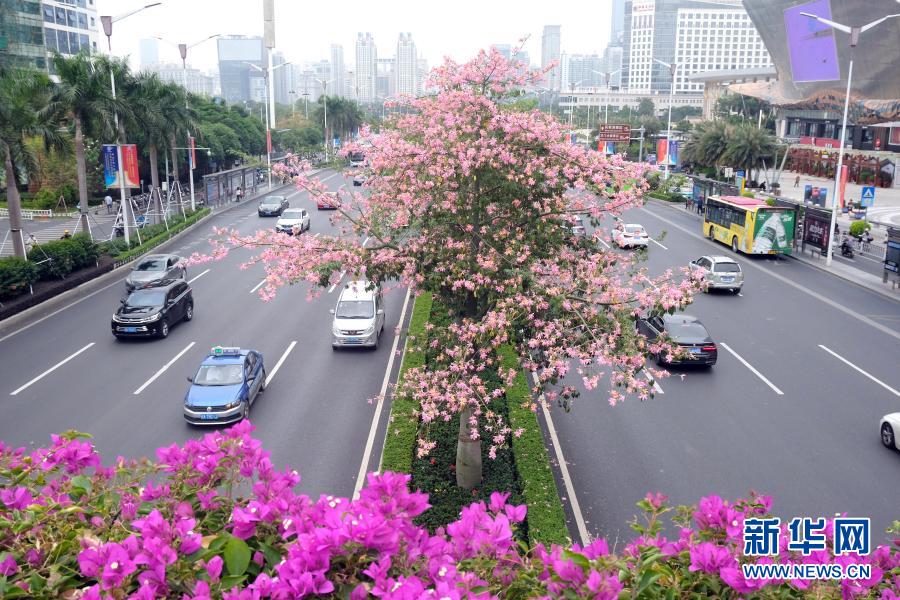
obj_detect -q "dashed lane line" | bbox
[10,343,95,395]
[133,342,196,395]
[265,341,297,387]
[719,342,784,395]
[818,345,900,397]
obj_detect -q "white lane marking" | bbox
[639,207,900,343]
[596,237,611,249]
[319,173,338,183]
[719,342,784,395]
[328,271,346,294]
[818,345,900,397]
[187,269,210,284]
[250,279,266,294]
[10,343,95,395]
[531,371,590,546]
[354,287,412,498]
[133,342,196,395]
[650,238,668,250]
[644,371,664,394]
[265,340,297,387]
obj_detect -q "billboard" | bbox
[657,140,679,167]
[802,209,831,252]
[752,209,795,254]
[597,124,630,142]
[101,144,139,189]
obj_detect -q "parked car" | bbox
[331,281,385,349]
[613,223,649,248]
[636,313,718,367]
[689,255,744,294]
[275,208,310,235]
[125,254,185,292]
[112,280,193,339]
[258,195,289,216]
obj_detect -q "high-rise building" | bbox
[541,25,562,90]
[561,53,604,90]
[217,36,266,104]
[151,63,217,96]
[491,44,512,60]
[139,38,159,68]
[355,32,377,103]
[330,44,345,98]
[623,0,771,95]
[395,33,417,96]
[602,45,624,88]
[416,58,428,97]
[1,1,48,70]
[610,0,626,45]
[292,60,330,105]
[272,51,290,105]
[42,0,101,72]
[376,57,394,99]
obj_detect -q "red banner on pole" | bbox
[839,164,848,207]
[266,130,272,154]
[190,136,197,170]
[121,144,139,188]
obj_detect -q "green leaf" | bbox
[258,542,283,567]
[220,574,247,589]
[70,475,92,494]
[635,570,660,597]
[223,535,251,577]
[561,549,590,570]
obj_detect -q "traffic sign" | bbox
[597,124,631,142]
[860,186,876,207]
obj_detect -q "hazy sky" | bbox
[97,0,615,72]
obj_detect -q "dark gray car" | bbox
[258,195,289,216]
[125,254,186,292]
[636,313,718,367]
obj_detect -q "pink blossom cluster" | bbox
[192,48,701,456]
[0,426,899,598]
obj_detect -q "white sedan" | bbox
[880,413,900,451]
[613,223,649,248]
[274,208,310,235]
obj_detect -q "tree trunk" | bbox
[3,143,27,258]
[74,115,89,235]
[169,135,179,187]
[455,405,482,489]
[148,143,161,224]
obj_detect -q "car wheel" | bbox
[731,236,739,253]
[732,288,741,295]
[654,353,665,366]
[241,402,250,422]
[158,319,169,339]
[184,303,194,321]
[882,423,896,449]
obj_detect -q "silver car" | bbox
[689,255,743,293]
[331,281,386,350]
[125,254,186,292]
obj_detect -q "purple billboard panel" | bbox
[784,0,840,82]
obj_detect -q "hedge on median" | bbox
[100,207,211,262]
[0,257,39,300]
[25,233,99,280]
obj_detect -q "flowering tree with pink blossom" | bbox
[196,49,701,487]
[0,426,897,598]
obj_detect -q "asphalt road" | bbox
[0,170,408,499]
[547,200,900,549]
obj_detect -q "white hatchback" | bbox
[614,223,649,248]
[274,208,310,235]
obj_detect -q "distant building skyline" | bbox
[396,32,417,96]
[541,25,562,90]
[355,33,377,103]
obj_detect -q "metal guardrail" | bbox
[0,208,55,220]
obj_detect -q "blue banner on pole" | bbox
[101,144,119,189]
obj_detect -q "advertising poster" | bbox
[206,179,219,204]
[656,140,678,166]
[802,211,831,251]
[752,209,795,254]
[101,144,118,189]
[121,144,139,188]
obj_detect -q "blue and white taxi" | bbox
[183,346,266,425]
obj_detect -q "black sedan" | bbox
[636,313,717,367]
[112,280,193,339]
[258,195,289,216]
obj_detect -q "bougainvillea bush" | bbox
[1,424,897,599]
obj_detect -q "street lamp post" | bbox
[316,78,333,160]
[800,9,899,266]
[301,92,309,119]
[100,2,161,246]
[246,61,291,189]
[653,58,677,179]
[590,69,620,124]
[567,80,584,128]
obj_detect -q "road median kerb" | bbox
[645,196,900,304]
[0,181,298,332]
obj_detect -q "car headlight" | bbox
[224,399,241,410]
[332,327,343,336]
[147,313,161,322]
[362,325,375,336]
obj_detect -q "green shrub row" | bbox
[648,191,685,202]
[380,292,433,475]
[849,220,871,238]
[498,345,570,546]
[26,233,99,280]
[101,208,210,262]
[0,257,39,300]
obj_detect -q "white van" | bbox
[331,281,385,349]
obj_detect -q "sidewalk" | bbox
[649,197,900,303]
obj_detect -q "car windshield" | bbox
[350,152,365,162]
[126,290,166,307]
[714,262,741,273]
[625,226,645,234]
[261,197,283,206]
[281,210,304,218]
[134,258,167,272]
[193,364,244,386]
[666,321,710,340]
[336,299,374,319]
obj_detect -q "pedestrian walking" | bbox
[104,194,113,214]
[794,175,800,188]
[697,197,704,215]
[235,186,243,203]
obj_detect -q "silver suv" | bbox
[689,255,743,294]
[331,281,386,349]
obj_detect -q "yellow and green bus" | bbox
[703,195,796,255]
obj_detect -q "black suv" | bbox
[112,280,194,339]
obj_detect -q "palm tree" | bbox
[722,124,775,183]
[696,121,730,173]
[50,52,117,233]
[0,67,67,257]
